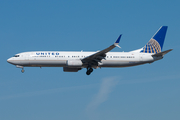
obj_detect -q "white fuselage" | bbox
[7,51,162,68]
[6,26,170,75]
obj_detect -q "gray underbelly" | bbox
[20,60,67,67]
[100,60,144,67]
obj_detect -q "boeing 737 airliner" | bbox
[7,26,172,75]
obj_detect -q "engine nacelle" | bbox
[63,67,81,72]
[66,60,83,67]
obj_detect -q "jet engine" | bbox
[63,67,82,72]
[66,59,83,67]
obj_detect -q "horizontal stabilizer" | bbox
[152,49,173,57]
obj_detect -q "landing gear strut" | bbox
[16,65,24,73]
[86,67,93,75]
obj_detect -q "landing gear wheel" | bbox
[86,68,93,75]
[21,69,25,73]
[86,71,91,75]
[89,68,93,72]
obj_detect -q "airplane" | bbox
[7,26,172,75]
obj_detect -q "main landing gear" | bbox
[86,67,93,75]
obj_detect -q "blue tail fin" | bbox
[140,26,168,53]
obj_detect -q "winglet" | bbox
[114,34,122,48]
[115,34,122,44]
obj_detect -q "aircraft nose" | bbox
[7,58,13,64]
[7,58,10,63]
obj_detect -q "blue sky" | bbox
[1,0,180,120]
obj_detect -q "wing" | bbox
[82,34,122,67]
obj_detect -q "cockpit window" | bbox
[14,55,20,57]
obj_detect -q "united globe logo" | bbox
[140,39,161,53]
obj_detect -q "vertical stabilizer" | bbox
[140,26,168,53]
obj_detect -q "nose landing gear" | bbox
[16,65,24,73]
[21,69,25,73]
